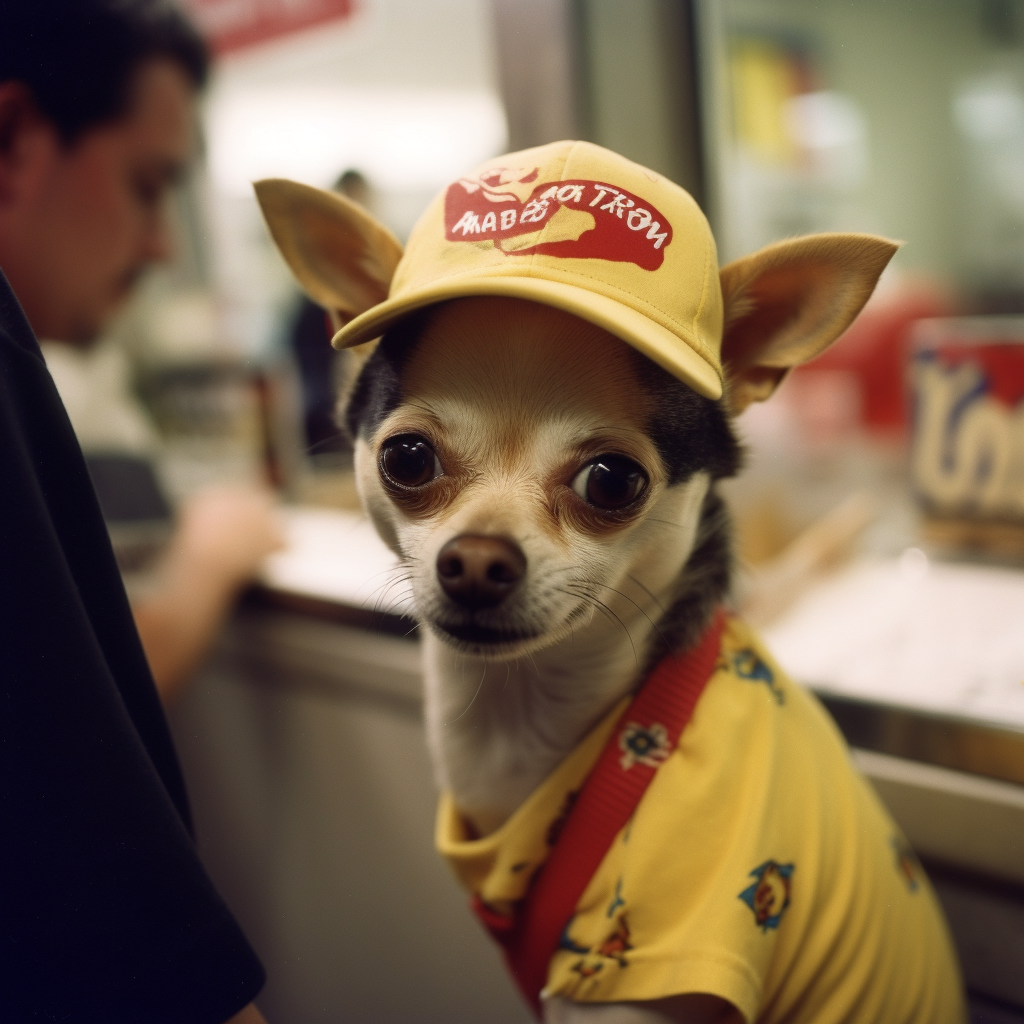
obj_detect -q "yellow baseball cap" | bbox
[332,140,724,399]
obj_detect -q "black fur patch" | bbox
[628,355,742,666]
[632,352,742,484]
[343,312,429,442]
[643,488,735,673]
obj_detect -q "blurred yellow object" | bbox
[740,492,876,627]
[730,39,801,166]
[732,488,795,567]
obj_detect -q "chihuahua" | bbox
[257,141,964,1024]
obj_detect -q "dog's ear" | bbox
[719,233,900,416]
[254,178,403,326]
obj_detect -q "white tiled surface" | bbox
[764,553,1024,730]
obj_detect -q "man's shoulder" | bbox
[0,271,43,361]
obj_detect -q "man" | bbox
[0,1,272,1019]
[0,0,282,702]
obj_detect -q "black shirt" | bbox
[0,272,265,1022]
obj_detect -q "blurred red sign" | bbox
[183,0,356,55]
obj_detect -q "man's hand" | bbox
[174,485,285,587]
[132,484,284,701]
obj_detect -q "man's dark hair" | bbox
[1,0,209,143]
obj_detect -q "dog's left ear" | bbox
[254,178,403,329]
[719,233,900,415]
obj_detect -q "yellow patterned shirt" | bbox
[437,617,965,1023]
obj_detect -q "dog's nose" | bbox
[436,535,526,609]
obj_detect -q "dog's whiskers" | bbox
[584,579,674,655]
[361,565,413,612]
[446,661,489,724]
[361,559,416,586]
[559,585,639,669]
[370,572,414,614]
[525,648,540,677]
[592,582,658,626]
[627,573,666,614]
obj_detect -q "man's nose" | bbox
[142,209,174,264]
[436,535,526,610]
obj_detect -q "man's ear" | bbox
[254,178,403,327]
[0,83,54,205]
[719,233,900,415]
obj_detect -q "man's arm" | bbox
[132,485,283,702]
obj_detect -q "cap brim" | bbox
[332,274,723,400]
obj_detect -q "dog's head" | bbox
[257,167,896,660]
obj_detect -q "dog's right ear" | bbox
[254,178,403,329]
[719,233,899,416]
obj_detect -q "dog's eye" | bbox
[379,435,442,488]
[572,455,648,510]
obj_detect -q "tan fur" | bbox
[399,299,658,479]
[368,300,664,544]
[719,233,900,415]
[254,178,402,322]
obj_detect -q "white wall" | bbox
[200,0,507,359]
[711,0,1020,286]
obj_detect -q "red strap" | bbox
[471,610,726,1017]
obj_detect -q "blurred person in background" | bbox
[0,0,282,704]
[289,167,371,462]
[0,0,272,1019]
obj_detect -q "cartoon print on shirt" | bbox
[619,720,671,770]
[606,877,625,918]
[597,916,633,966]
[729,648,785,705]
[559,920,591,956]
[561,918,603,980]
[571,957,604,980]
[739,860,794,931]
[565,915,634,979]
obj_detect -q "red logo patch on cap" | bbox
[444,166,673,271]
